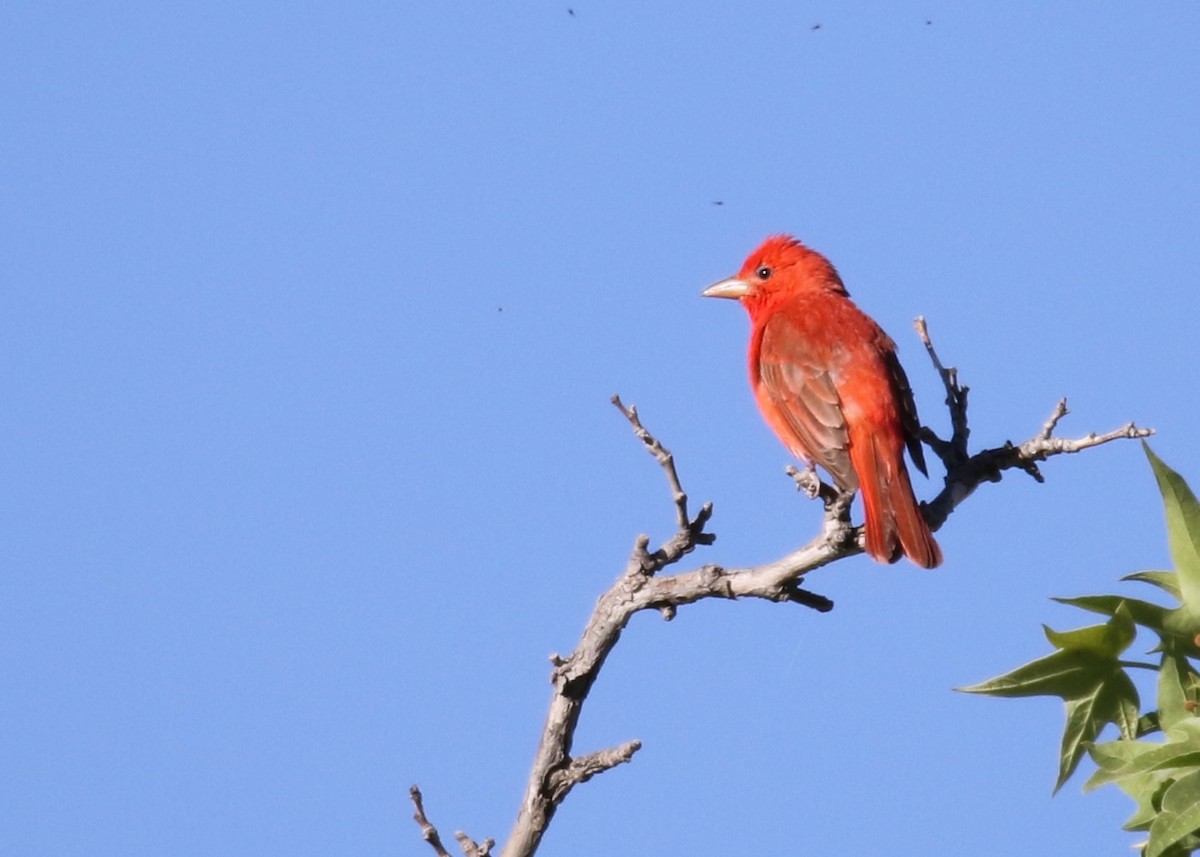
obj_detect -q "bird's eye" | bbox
[756,266,773,280]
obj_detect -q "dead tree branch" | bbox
[410,786,493,857]
[915,315,970,467]
[454,832,494,857]
[417,320,1153,857]
[410,786,452,857]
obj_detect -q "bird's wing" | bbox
[756,314,857,490]
[881,348,928,477]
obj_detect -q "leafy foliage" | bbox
[963,444,1200,856]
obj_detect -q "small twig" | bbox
[410,785,492,857]
[915,316,970,467]
[787,585,836,612]
[612,395,691,532]
[611,395,716,576]
[785,464,841,506]
[454,832,495,857]
[911,343,1152,526]
[410,786,452,857]
[922,418,1153,526]
[545,739,643,804]
[503,403,837,857]
[1037,398,1070,441]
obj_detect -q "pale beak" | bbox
[701,276,750,300]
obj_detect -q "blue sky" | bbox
[4,2,1199,854]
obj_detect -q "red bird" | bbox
[703,235,942,568]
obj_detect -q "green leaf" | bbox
[1059,697,1098,793]
[1098,722,1200,782]
[1155,752,1200,773]
[958,649,1112,700]
[1147,769,1200,857]
[1043,602,1136,657]
[964,607,1140,703]
[1145,443,1200,617]
[1086,738,1163,791]
[1114,677,1146,741]
[966,608,1145,790]
[1057,670,1141,792]
[1052,594,1170,633]
[1158,646,1199,731]
[1124,570,1184,602]
[1163,608,1200,655]
[1115,770,1174,832]
[1088,723,1200,840]
[1163,835,1200,857]
[1139,712,1163,737]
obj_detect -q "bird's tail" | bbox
[853,432,942,569]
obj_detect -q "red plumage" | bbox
[703,235,942,569]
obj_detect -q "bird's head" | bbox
[702,234,846,305]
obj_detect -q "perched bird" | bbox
[702,235,942,568]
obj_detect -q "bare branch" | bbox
[915,316,970,468]
[923,405,1152,529]
[410,785,493,857]
[1037,398,1070,441]
[786,463,841,506]
[911,321,1152,527]
[464,323,1153,857]
[545,739,642,805]
[612,394,693,534]
[500,406,840,857]
[611,394,716,572]
[454,832,495,857]
[410,786,452,857]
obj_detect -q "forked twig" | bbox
[410,786,452,857]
